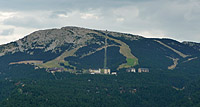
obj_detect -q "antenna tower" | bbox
[104,30,108,69]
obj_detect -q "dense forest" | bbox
[0,64,200,107]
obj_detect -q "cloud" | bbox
[0,0,136,11]
[50,11,70,18]
[4,16,41,28]
[0,28,14,36]
[0,11,16,22]
[113,6,139,19]
[1,0,200,45]
[3,9,103,29]
[116,18,124,22]
[3,11,62,28]
[81,13,99,20]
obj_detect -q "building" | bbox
[89,69,101,74]
[89,68,111,74]
[47,67,64,73]
[126,68,136,73]
[111,72,117,75]
[103,69,111,74]
[138,68,149,73]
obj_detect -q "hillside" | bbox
[0,26,200,106]
[1,26,199,72]
[0,27,142,71]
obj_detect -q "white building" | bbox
[138,68,149,73]
[89,69,101,74]
[126,68,136,73]
[102,69,111,74]
[89,68,111,74]
[111,72,117,75]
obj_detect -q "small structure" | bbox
[89,69,101,74]
[34,66,39,69]
[89,68,111,74]
[138,68,149,73]
[111,72,117,75]
[47,67,64,73]
[102,68,111,74]
[126,68,136,73]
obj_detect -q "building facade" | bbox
[138,68,149,73]
[126,68,136,72]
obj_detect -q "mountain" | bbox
[0,27,140,71]
[0,26,200,107]
[1,26,199,72]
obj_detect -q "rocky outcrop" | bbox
[0,26,142,57]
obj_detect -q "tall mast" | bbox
[104,30,108,69]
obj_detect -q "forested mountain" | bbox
[0,26,200,107]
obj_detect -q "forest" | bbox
[0,64,200,107]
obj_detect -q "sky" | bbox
[0,0,200,45]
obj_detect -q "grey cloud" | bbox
[119,0,200,42]
[49,11,70,18]
[0,28,14,36]
[0,0,200,43]
[3,16,42,28]
[3,15,60,29]
[0,0,145,11]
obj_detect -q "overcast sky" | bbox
[0,0,200,45]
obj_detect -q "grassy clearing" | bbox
[96,31,139,69]
[127,58,138,66]
[118,58,138,70]
[39,48,79,71]
[155,40,188,58]
[167,57,179,70]
[106,37,139,68]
